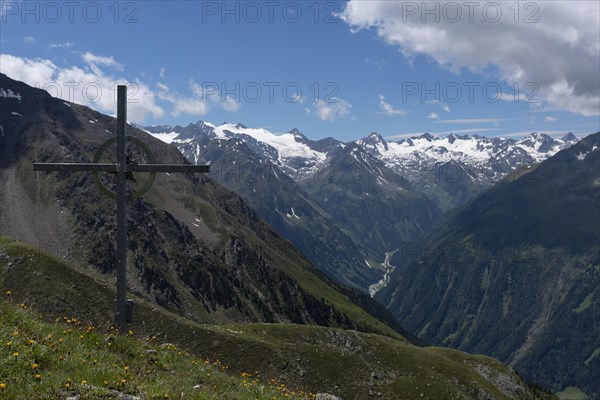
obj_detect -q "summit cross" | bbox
[34,85,210,335]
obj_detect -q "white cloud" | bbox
[428,112,439,120]
[342,1,600,116]
[290,93,305,104]
[0,0,22,16]
[171,98,209,117]
[0,53,164,122]
[0,54,56,84]
[23,36,36,44]
[159,67,166,79]
[48,42,73,50]
[157,80,239,116]
[545,116,556,123]
[304,107,311,116]
[436,118,509,124]
[378,94,408,116]
[314,97,352,121]
[222,95,241,112]
[427,99,451,113]
[82,52,123,70]
[156,81,208,117]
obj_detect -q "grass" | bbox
[555,387,589,400]
[0,237,559,399]
[0,299,315,400]
[572,292,594,314]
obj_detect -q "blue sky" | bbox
[1,0,599,141]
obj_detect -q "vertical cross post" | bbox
[116,86,128,335]
[33,85,209,335]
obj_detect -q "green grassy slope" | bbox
[0,300,316,400]
[0,237,557,399]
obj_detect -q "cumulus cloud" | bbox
[0,52,240,121]
[545,115,556,123]
[314,97,352,121]
[341,1,600,116]
[155,80,240,117]
[23,36,36,44]
[156,81,208,117]
[378,94,408,115]
[428,112,439,120]
[171,97,209,117]
[0,53,164,122]
[82,52,123,70]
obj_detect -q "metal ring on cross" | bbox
[92,136,157,199]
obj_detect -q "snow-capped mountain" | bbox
[144,121,340,180]
[144,121,579,210]
[357,131,578,182]
[356,131,578,209]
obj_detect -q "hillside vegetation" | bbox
[0,237,558,399]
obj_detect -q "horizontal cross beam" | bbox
[34,163,117,172]
[33,163,210,173]
[128,165,210,173]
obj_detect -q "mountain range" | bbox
[143,120,578,295]
[139,118,598,398]
[378,132,600,397]
[0,73,396,334]
[0,72,561,399]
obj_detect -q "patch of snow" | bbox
[63,102,71,107]
[11,112,22,117]
[212,122,327,166]
[89,120,95,124]
[145,130,181,144]
[0,88,22,102]
[290,207,300,219]
[575,151,589,161]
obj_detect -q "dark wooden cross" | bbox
[34,86,209,335]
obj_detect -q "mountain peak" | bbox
[419,132,434,141]
[288,128,308,142]
[235,122,247,129]
[359,132,388,152]
[521,132,553,143]
[561,132,578,142]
